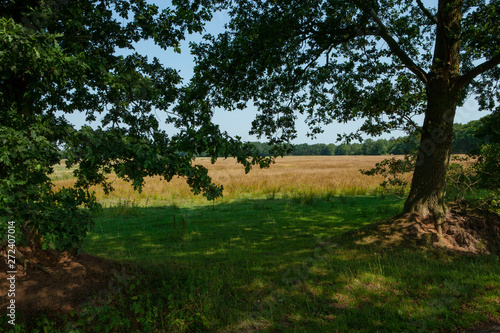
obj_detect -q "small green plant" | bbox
[446,155,479,201]
[474,144,500,190]
[322,189,337,202]
[264,186,281,200]
[290,190,317,206]
[490,194,500,214]
[170,214,189,241]
[169,201,181,210]
[446,152,500,214]
[104,200,141,217]
[360,154,414,196]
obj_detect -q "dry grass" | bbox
[53,156,405,206]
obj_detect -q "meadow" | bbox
[52,156,398,206]
[16,156,500,331]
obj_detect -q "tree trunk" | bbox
[403,81,459,234]
[403,0,462,235]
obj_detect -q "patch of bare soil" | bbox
[353,203,500,255]
[0,246,121,323]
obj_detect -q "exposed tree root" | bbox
[351,201,500,255]
[13,248,51,274]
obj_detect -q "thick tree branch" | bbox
[416,0,438,25]
[457,53,500,88]
[364,8,429,84]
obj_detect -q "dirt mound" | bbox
[353,203,500,255]
[0,246,119,322]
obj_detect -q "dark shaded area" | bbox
[0,247,122,327]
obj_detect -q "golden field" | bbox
[53,155,409,206]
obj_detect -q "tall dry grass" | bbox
[53,156,405,206]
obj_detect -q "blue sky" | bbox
[65,1,490,144]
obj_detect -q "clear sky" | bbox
[64,1,491,144]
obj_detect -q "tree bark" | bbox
[402,0,462,235]
[403,81,459,234]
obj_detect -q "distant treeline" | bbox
[250,120,483,156]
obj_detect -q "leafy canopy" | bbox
[0,0,269,251]
[187,0,499,143]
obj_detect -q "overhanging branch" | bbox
[457,53,500,88]
[416,0,438,25]
[359,6,429,84]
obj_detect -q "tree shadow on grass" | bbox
[80,195,499,332]
[86,195,401,261]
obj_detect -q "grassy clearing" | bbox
[7,156,500,332]
[75,196,498,332]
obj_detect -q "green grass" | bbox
[5,194,500,332]
[49,160,77,181]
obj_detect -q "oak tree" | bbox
[187,0,500,228]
